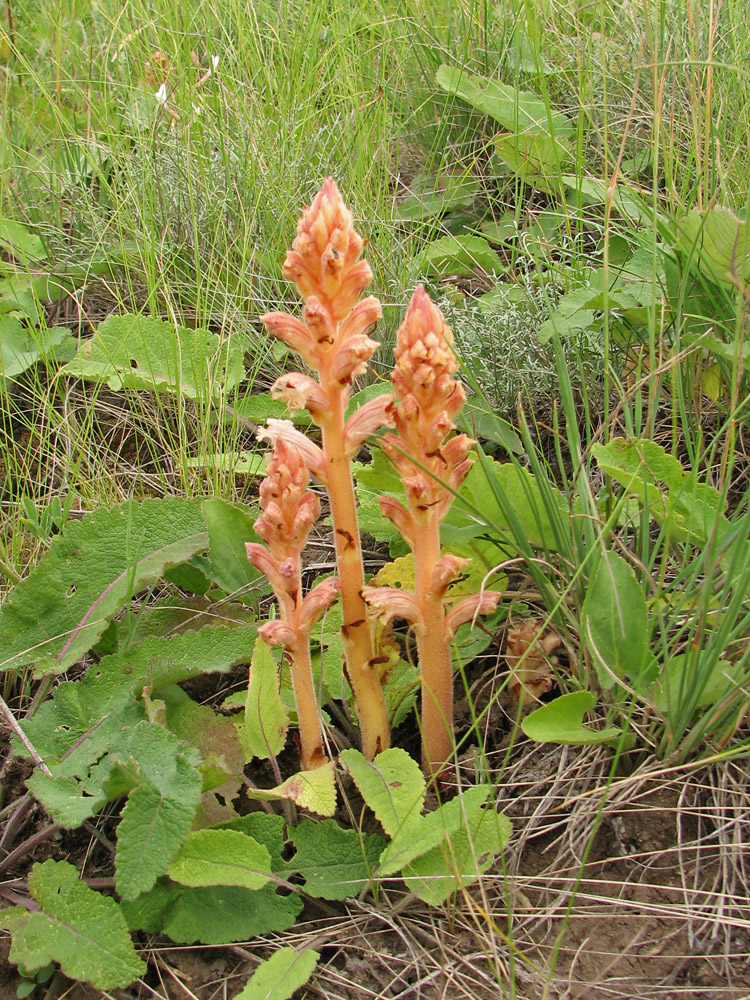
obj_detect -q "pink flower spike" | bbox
[271,373,331,423]
[362,586,422,629]
[342,393,394,457]
[258,420,327,484]
[445,591,501,641]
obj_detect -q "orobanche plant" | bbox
[0,180,510,994]
[254,178,500,775]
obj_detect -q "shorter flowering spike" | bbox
[372,286,501,776]
[245,438,338,771]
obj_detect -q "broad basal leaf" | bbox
[676,205,750,288]
[202,498,264,599]
[291,819,385,900]
[63,314,245,400]
[418,235,503,279]
[0,499,208,674]
[402,805,511,906]
[582,551,649,689]
[435,64,575,138]
[340,748,425,839]
[113,721,203,900]
[235,948,319,1000]
[167,829,272,889]
[0,860,145,990]
[379,786,490,876]
[522,691,623,745]
[0,316,72,383]
[121,879,302,945]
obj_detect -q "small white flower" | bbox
[211,54,220,72]
[155,83,168,105]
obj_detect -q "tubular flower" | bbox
[259,179,392,761]
[245,438,339,771]
[371,285,500,776]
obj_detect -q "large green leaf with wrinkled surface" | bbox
[340,748,425,838]
[121,879,302,945]
[167,829,272,889]
[0,315,73,382]
[0,860,145,990]
[63,314,246,400]
[0,499,208,674]
[676,205,750,288]
[291,819,386,900]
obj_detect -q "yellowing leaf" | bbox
[245,762,337,817]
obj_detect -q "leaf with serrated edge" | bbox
[114,722,203,900]
[0,499,208,674]
[244,762,336,817]
[63,314,245,400]
[379,786,490,876]
[340,748,425,838]
[121,879,302,945]
[0,860,145,990]
[291,819,386,900]
[403,807,511,906]
[240,638,288,760]
[235,947,319,1000]
[167,829,272,889]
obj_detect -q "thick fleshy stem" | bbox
[245,438,339,770]
[367,286,500,776]
[260,179,392,761]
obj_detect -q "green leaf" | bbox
[22,624,257,765]
[291,819,386,900]
[121,879,302,945]
[522,691,623,745]
[582,551,649,688]
[380,785,491,875]
[0,218,47,262]
[167,829,272,889]
[0,317,73,382]
[235,947,319,1000]
[676,205,750,288]
[650,654,739,715]
[63,314,245,400]
[0,860,145,990]
[239,638,288,760]
[0,499,209,674]
[244,762,337,817]
[114,721,203,900]
[591,438,737,556]
[340,748,425,838]
[418,235,504,279]
[203,498,264,599]
[494,133,572,190]
[396,171,481,223]
[402,805,511,906]
[435,64,575,137]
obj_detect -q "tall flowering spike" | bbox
[245,439,338,771]
[371,285,500,777]
[259,180,392,762]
